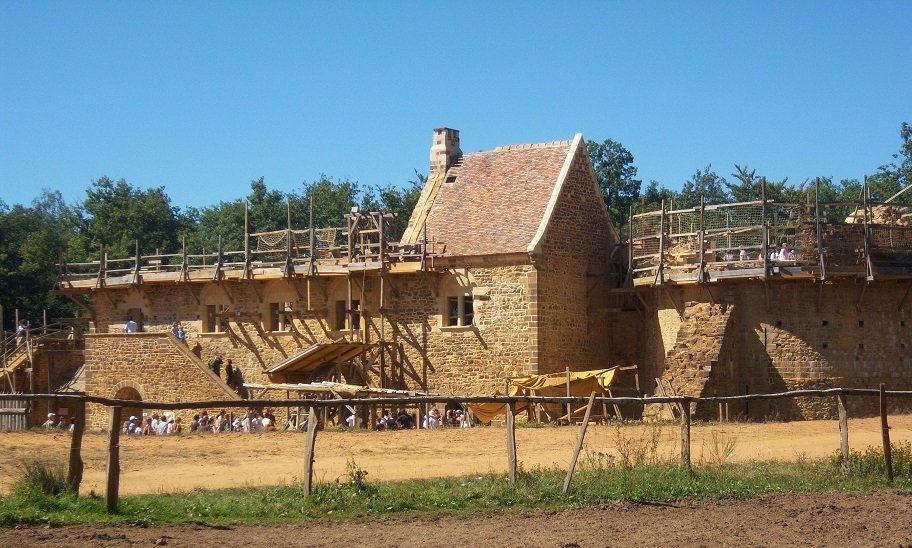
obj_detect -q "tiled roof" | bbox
[424,139,573,257]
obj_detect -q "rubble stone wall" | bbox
[642,279,912,419]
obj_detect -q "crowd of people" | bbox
[720,243,796,263]
[41,406,472,435]
[41,412,75,432]
[119,408,279,435]
[372,407,470,430]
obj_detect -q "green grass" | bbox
[2,446,910,527]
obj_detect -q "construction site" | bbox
[3,127,912,430]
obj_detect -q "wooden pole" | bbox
[680,399,691,469]
[880,383,893,482]
[105,406,122,513]
[66,399,86,494]
[303,406,318,496]
[506,402,517,487]
[565,367,571,423]
[837,393,849,474]
[563,392,597,493]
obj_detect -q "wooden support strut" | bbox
[563,392,597,493]
[816,179,827,281]
[132,240,141,286]
[862,177,875,282]
[698,195,706,283]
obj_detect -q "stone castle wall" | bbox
[84,262,540,410]
[641,279,912,419]
[392,264,537,395]
[83,333,236,429]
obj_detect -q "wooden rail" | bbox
[3,387,909,513]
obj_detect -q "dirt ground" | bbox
[1,414,911,496]
[3,417,912,546]
[2,490,911,546]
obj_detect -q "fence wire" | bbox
[628,200,912,281]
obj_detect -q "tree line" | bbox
[589,122,911,222]
[0,173,424,329]
[1,122,908,329]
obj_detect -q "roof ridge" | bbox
[461,139,572,156]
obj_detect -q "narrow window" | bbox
[463,296,474,326]
[334,300,347,331]
[447,297,459,326]
[334,300,361,331]
[268,302,281,332]
[206,305,217,333]
[351,299,361,330]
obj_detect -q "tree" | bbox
[359,170,425,239]
[0,190,80,329]
[637,180,675,213]
[587,139,642,223]
[676,165,731,208]
[74,177,181,259]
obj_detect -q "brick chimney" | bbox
[430,127,461,174]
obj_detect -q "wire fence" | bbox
[1,387,908,511]
[629,200,912,282]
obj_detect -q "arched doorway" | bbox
[114,386,144,425]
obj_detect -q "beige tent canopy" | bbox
[469,366,637,423]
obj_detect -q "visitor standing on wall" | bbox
[16,320,27,346]
[209,353,223,378]
[124,316,138,333]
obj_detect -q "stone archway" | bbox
[113,381,145,425]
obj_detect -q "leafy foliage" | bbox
[587,139,642,223]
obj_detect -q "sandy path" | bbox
[1,415,910,495]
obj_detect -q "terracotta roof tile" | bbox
[424,139,573,257]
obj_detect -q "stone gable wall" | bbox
[536,143,619,374]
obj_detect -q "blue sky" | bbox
[1,2,910,209]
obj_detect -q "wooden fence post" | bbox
[880,384,893,482]
[303,406,318,496]
[66,399,86,494]
[680,399,691,469]
[506,402,517,487]
[106,406,122,513]
[563,392,597,493]
[837,393,849,474]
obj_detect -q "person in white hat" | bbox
[42,413,57,429]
